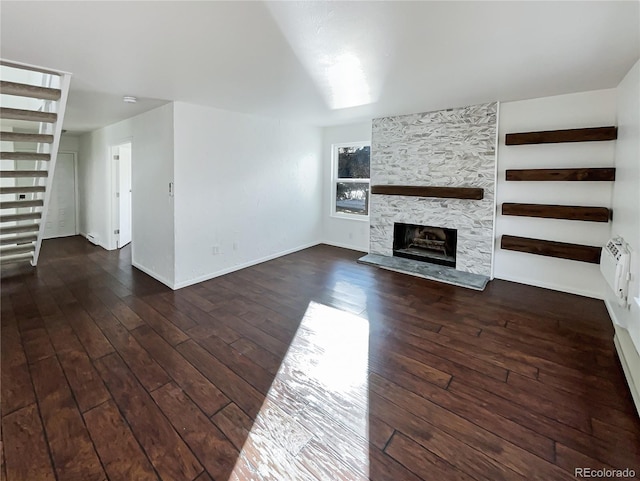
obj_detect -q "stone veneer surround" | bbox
[370,102,498,277]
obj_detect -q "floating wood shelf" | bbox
[505,126,617,145]
[501,235,601,264]
[506,168,615,182]
[502,203,611,222]
[371,185,484,200]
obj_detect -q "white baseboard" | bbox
[604,298,622,328]
[494,273,604,300]
[132,261,175,290]
[321,240,368,253]
[613,328,640,417]
[605,300,640,417]
[173,241,322,290]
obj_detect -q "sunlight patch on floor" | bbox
[230,301,370,480]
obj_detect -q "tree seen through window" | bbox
[335,145,370,216]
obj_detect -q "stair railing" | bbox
[33,71,71,265]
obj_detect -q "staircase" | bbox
[0,60,71,268]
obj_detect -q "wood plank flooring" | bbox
[1,236,639,480]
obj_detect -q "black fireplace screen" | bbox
[393,223,457,268]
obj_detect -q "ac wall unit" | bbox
[600,237,631,306]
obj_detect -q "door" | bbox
[118,144,132,247]
[44,152,76,239]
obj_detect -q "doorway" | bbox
[111,141,132,249]
[44,152,78,239]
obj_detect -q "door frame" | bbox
[109,139,133,250]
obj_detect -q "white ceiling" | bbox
[1,1,638,134]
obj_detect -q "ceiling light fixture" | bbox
[123,96,137,103]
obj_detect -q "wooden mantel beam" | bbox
[371,185,484,200]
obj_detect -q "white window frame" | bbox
[331,141,371,221]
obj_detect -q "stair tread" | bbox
[0,132,54,144]
[0,80,61,101]
[0,199,44,209]
[0,171,48,178]
[0,223,40,234]
[0,233,38,245]
[0,186,46,194]
[0,244,35,256]
[0,107,58,123]
[0,252,33,265]
[0,152,51,161]
[0,212,42,222]
[0,60,63,77]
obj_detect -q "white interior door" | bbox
[118,144,132,247]
[44,152,76,239]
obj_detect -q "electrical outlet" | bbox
[232,242,238,251]
[212,245,221,255]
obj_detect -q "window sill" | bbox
[330,213,370,222]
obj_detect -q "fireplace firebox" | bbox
[393,223,457,268]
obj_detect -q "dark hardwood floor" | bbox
[1,236,639,481]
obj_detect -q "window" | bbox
[332,143,370,218]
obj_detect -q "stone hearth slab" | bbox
[357,253,489,291]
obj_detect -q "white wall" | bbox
[172,102,322,288]
[322,121,372,252]
[608,59,640,412]
[494,89,617,299]
[130,104,175,287]
[609,59,640,344]
[78,104,175,287]
[59,133,80,152]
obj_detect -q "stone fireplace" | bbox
[365,102,497,283]
[393,223,457,268]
